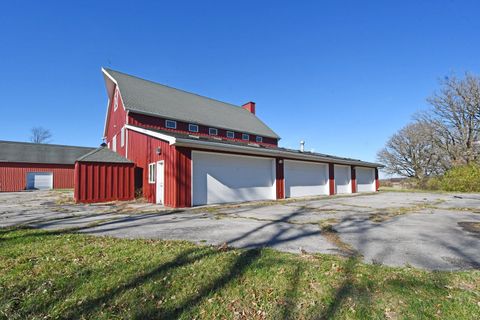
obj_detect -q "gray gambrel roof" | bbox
[103,68,280,139]
[76,147,133,163]
[0,141,95,165]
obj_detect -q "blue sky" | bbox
[1,1,479,168]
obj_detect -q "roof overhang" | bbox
[126,125,383,168]
[175,138,382,168]
[125,125,176,145]
[102,68,117,139]
[102,67,117,98]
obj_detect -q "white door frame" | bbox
[156,160,165,204]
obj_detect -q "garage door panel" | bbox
[356,167,375,192]
[27,172,53,190]
[285,160,328,198]
[334,165,351,194]
[192,152,275,205]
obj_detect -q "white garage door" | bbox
[334,165,351,194]
[26,172,53,190]
[284,160,328,198]
[356,167,375,192]
[192,151,276,206]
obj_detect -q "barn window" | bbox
[121,127,125,147]
[188,124,199,132]
[209,128,218,136]
[148,163,156,183]
[242,133,249,141]
[112,135,117,152]
[113,89,119,111]
[256,136,263,143]
[226,131,235,139]
[165,120,177,129]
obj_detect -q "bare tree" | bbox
[420,73,480,165]
[377,122,444,179]
[30,127,52,144]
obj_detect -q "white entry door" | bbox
[356,167,375,192]
[192,151,276,206]
[156,161,164,204]
[26,172,53,190]
[334,165,351,194]
[284,160,329,198]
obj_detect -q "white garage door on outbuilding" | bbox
[356,167,375,192]
[26,172,53,190]
[284,160,328,198]
[192,151,276,206]
[334,165,351,194]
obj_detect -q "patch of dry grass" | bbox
[458,221,480,234]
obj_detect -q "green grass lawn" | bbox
[1,228,479,319]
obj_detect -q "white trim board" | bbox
[125,125,176,145]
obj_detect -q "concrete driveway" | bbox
[1,190,479,271]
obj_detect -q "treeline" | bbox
[377,73,480,192]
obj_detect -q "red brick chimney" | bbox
[242,102,256,114]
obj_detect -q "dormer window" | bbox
[242,133,250,141]
[226,131,235,139]
[256,136,263,143]
[165,120,177,129]
[209,128,218,136]
[189,124,199,132]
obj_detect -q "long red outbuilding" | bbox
[0,141,135,204]
[0,141,94,192]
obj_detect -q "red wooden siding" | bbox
[105,87,128,157]
[351,166,357,193]
[0,163,74,192]
[128,112,278,147]
[74,161,134,203]
[329,163,335,195]
[375,168,380,191]
[127,129,191,207]
[174,147,192,207]
[276,159,285,199]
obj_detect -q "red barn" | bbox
[102,68,382,207]
[0,141,94,191]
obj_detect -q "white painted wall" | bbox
[334,165,351,194]
[192,151,276,206]
[356,167,375,192]
[284,160,328,198]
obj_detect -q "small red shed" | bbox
[74,147,134,203]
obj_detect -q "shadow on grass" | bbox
[140,249,263,319]
[314,257,364,319]
[60,247,224,319]
[279,262,302,319]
